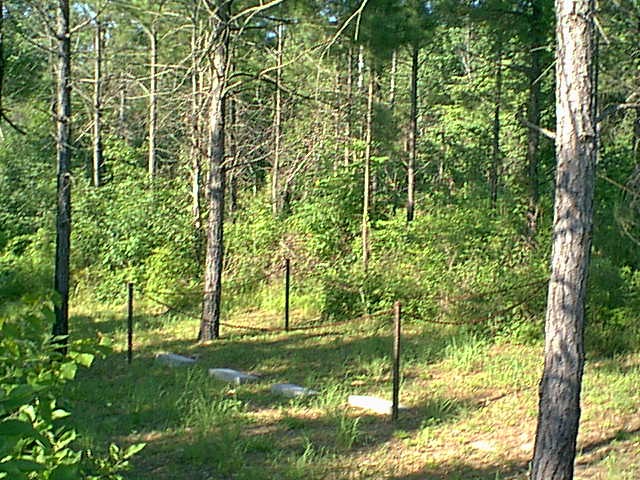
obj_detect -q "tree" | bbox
[52,0,72,350]
[530,0,597,478]
[200,0,230,342]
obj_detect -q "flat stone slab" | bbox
[271,383,318,398]
[348,395,407,415]
[155,353,197,367]
[208,368,259,385]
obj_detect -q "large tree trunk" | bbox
[530,1,597,478]
[53,0,72,349]
[92,20,103,187]
[200,1,229,342]
[407,45,419,223]
[148,25,158,178]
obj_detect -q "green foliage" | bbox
[73,138,197,301]
[0,111,55,252]
[0,251,143,479]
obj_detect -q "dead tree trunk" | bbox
[200,1,229,342]
[525,0,545,243]
[362,72,373,273]
[53,0,72,350]
[271,23,284,217]
[190,7,204,260]
[148,24,158,178]
[530,1,597,478]
[407,45,419,223]
[344,46,353,166]
[92,20,103,187]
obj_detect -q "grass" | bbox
[65,300,640,479]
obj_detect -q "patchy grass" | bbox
[66,302,640,479]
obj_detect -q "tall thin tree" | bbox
[92,19,103,187]
[531,0,597,478]
[53,0,72,349]
[200,0,230,342]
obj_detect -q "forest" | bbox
[1,0,640,479]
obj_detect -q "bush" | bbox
[0,249,143,479]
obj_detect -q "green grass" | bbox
[65,300,640,479]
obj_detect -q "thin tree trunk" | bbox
[200,1,229,342]
[407,45,419,222]
[118,74,127,141]
[53,0,72,350]
[362,73,373,273]
[148,25,158,178]
[191,9,204,260]
[525,0,545,243]
[228,94,238,217]
[271,23,284,217]
[490,45,502,209]
[344,46,353,166]
[357,44,364,92]
[92,20,103,187]
[389,49,397,111]
[530,1,597,478]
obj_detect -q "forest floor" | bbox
[67,301,640,480]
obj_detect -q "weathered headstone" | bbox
[271,383,318,398]
[208,368,259,385]
[155,353,197,367]
[347,395,407,415]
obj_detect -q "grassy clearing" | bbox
[66,301,640,479]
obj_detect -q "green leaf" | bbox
[71,352,94,367]
[59,362,77,381]
[51,409,71,420]
[123,442,146,459]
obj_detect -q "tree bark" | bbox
[530,1,597,478]
[200,1,229,342]
[92,20,103,188]
[407,45,419,222]
[53,0,72,350]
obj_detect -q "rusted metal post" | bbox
[284,258,290,332]
[127,282,133,364]
[392,301,401,421]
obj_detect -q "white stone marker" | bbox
[347,395,407,415]
[155,353,197,366]
[271,383,318,398]
[208,368,259,385]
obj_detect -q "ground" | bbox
[67,303,640,479]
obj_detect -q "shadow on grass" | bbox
[68,309,640,480]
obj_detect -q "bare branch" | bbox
[516,112,556,140]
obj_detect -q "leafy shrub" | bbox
[0,249,143,479]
